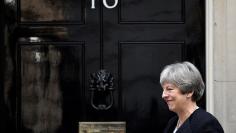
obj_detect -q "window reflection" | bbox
[21,45,63,132]
[20,0,82,22]
[20,44,83,132]
[21,0,64,21]
[5,0,15,5]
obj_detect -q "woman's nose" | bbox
[162,90,168,99]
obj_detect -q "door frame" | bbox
[206,0,214,114]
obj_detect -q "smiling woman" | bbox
[160,61,224,133]
[161,83,183,112]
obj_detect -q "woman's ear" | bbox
[186,91,194,98]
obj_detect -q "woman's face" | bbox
[161,82,188,112]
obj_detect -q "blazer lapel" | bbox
[163,116,178,133]
[176,119,192,133]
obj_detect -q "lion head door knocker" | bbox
[89,70,114,110]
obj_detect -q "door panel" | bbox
[120,0,184,23]
[119,43,183,132]
[19,43,85,133]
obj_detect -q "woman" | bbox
[160,61,224,133]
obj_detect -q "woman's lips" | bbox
[165,100,173,104]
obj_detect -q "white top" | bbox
[173,127,178,133]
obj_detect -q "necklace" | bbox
[176,119,181,129]
[176,106,199,129]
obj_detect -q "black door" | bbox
[2,0,205,133]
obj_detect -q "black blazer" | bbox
[163,108,224,133]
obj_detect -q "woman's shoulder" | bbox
[189,108,224,133]
[191,108,219,122]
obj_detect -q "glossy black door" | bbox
[2,0,205,133]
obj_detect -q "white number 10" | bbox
[91,0,118,9]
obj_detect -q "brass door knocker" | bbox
[89,70,114,110]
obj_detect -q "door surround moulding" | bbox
[206,0,214,114]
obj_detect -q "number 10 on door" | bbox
[91,0,118,9]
